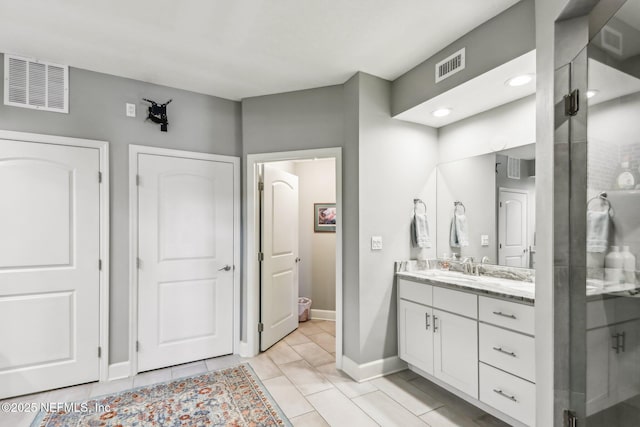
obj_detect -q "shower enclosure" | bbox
[558,0,640,425]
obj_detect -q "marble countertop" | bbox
[396,270,536,304]
[396,269,640,305]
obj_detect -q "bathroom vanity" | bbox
[396,265,640,426]
[396,267,535,426]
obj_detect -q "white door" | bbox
[433,309,479,398]
[398,300,434,375]
[498,189,528,267]
[260,165,299,351]
[137,153,234,372]
[0,140,100,399]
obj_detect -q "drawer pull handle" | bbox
[493,388,518,402]
[493,346,517,357]
[433,315,439,332]
[493,311,517,319]
[425,313,431,331]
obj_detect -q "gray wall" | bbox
[0,53,242,363]
[391,0,535,116]
[436,154,497,261]
[357,72,438,362]
[295,159,336,311]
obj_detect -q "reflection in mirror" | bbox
[436,143,535,267]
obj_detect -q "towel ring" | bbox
[587,192,614,217]
[454,201,466,214]
[413,198,427,215]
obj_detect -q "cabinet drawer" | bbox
[480,363,535,426]
[433,286,477,318]
[398,278,432,306]
[479,297,534,335]
[479,323,535,383]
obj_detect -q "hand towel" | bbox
[450,213,469,248]
[587,209,609,253]
[411,213,432,248]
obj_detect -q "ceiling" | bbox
[0,0,519,101]
[394,50,536,128]
[588,58,640,106]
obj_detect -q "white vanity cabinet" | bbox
[586,297,640,416]
[397,276,535,427]
[398,279,479,399]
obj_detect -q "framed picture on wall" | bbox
[314,203,336,232]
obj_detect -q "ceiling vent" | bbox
[4,54,69,113]
[435,48,465,83]
[507,157,521,179]
[601,25,623,56]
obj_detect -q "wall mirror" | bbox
[436,144,535,268]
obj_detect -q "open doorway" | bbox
[245,148,342,368]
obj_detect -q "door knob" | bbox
[218,265,232,271]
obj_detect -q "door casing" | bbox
[0,129,110,382]
[244,148,343,369]
[129,144,240,376]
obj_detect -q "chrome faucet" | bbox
[461,257,474,275]
[481,256,490,264]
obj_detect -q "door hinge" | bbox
[136,174,141,186]
[98,346,102,358]
[98,259,102,270]
[98,171,102,183]
[258,323,264,333]
[499,202,503,208]
[564,89,580,117]
[258,181,264,191]
[136,257,141,269]
[258,252,264,262]
[136,341,140,352]
[564,409,577,427]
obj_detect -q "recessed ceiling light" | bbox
[587,89,599,99]
[432,108,451,118]
[506,74,533,87]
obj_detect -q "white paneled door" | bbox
[498,189,528,268]
[260,165,299,351]
[136,153,234,372]
[0,140,100,399]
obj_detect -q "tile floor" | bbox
[0,320,508,427]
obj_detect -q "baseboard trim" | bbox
[341,355,407,382]
[310,309,336,321]
[108,361,131,381]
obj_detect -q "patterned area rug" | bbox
[32,364,291,426]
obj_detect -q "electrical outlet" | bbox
[481,235,489,246]
[126,103,136,118]
[371,236,383,250]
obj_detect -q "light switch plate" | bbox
[126,103,136,117]
[481,235,489,246]
[371,236,383,250]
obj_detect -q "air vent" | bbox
[435,48,465,83]
[4,54,68,113]
[507,157,521,179]
[601,25,623,56]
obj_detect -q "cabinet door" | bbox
[398,299,433,375]
[586,326,614,416]
[614,319,640,404]
[433,309,478,398]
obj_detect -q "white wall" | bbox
[357,72,439,362]
[437,95,535,163]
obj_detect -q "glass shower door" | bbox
[585,2,640,424]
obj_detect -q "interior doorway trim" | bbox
[128,145,241,375]
[0,129,110,382]
[244,147,343,369]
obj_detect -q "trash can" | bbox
[298,297,312,322]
